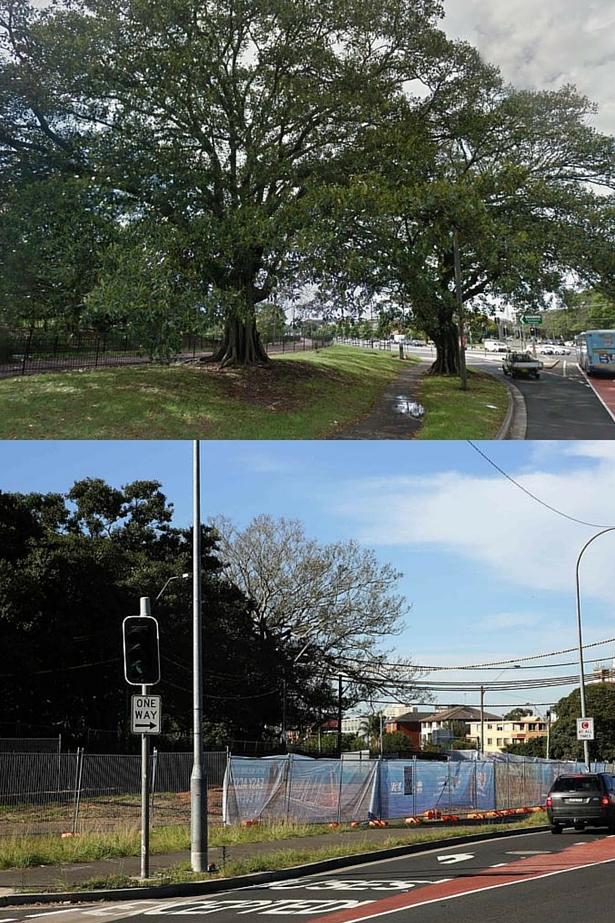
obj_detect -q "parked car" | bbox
[546,772,615,834]
[484,339,508,352]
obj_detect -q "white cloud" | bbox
[476,611,543,630]
[442,0,615,135]
[333,454,615,602]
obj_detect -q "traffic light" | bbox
[122,616,160,686]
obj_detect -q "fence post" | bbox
[72,748,84,835]
[285,754,294,823]
[22,328,34,376]
[94,337,101,368]
[473,760,477,811]
[447,758,452,813]
[150,747,158,824]
[337,755,344,824]
[493,759,497,811]
[413,756,417,817]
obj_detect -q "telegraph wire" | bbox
[467,440,612,529]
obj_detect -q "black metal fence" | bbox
[0,328,333,379]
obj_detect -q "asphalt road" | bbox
[406,346,615,439]
[7,829,615,923]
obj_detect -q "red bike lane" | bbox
[582,372,615,424]
[305,836,615,923]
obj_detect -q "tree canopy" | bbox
[0,0,449,363]
[213,514,425,708]
[0,479,336,748]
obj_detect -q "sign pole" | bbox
[139,596,151,879]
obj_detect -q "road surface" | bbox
[6,829,615,923]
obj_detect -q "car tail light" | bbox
[546,796,553,808]
[601,795,610,806]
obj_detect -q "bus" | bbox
[576,330,615,377]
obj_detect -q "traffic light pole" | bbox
[139,596,151,879]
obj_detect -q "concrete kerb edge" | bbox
[478,365,526,440]
[0,825,550,908]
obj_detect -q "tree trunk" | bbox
[213,312,269,367]
[428,319,460,375]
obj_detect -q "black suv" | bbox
[546,773,615,834]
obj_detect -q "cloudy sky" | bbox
[4,439,615,716]
[442,0,615,135]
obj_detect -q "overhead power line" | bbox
[467,441,613,529]
[337,636,615,672]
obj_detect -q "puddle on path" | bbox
[394,395,425,418]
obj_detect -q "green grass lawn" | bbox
[0,346,509,439]
[0,346,402,439]
[418,369,509,439]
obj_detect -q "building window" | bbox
[487,738,493,745]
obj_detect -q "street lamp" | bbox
[155,573,190,602]
[575,528,615,771]
[479,665,520,757]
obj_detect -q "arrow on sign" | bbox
[437,853,474,865]
[134,721,157,730]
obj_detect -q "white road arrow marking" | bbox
[437,853,474,865]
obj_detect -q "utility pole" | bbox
[453,228,468,391]
[191,440,207,872]
[546,710,551,760]
[337,675,343,758]
[479,685,485,759]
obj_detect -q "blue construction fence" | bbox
[223,753,614,825]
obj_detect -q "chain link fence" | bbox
[0,750,228,837]
[223,754,615,825]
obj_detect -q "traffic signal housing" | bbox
[122,616,160,686]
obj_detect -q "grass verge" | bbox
[68,815,547,892]
[2,813,547,880]
[417,369,509,439]
[0,346,402,439]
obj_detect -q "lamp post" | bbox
[575,527,615,771]
[191,439,206,872]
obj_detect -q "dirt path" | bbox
[333,361,426,439]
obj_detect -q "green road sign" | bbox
[520,315,543,325]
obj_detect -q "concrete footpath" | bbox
[0,822,548,904]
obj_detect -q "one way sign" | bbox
[131,694,161,735]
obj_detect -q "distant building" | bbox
[420,706,501,746]
[384,709,437,750]
[589,661,615,685]
[467,714,548,754]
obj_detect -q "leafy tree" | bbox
[504,708,533,721]
[302,47,615,373]
[256,303,287,343]
[0,0,448,365]
[502,737,548,758]
[0,176,118,331]
[0,480,315,748]
[548,684,615,762]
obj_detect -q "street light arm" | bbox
[155,573,190,602]
[575,527,615,771]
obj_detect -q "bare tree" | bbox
[212,514,428,706]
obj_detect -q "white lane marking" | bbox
[437,854,474,865]
[144,899,376,916]
[265,881,436,892]
[489,863,508,868]
[323,854,615,923]
[27,912,87,919]
[505,851,552,856]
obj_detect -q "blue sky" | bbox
[3,440,615,716]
